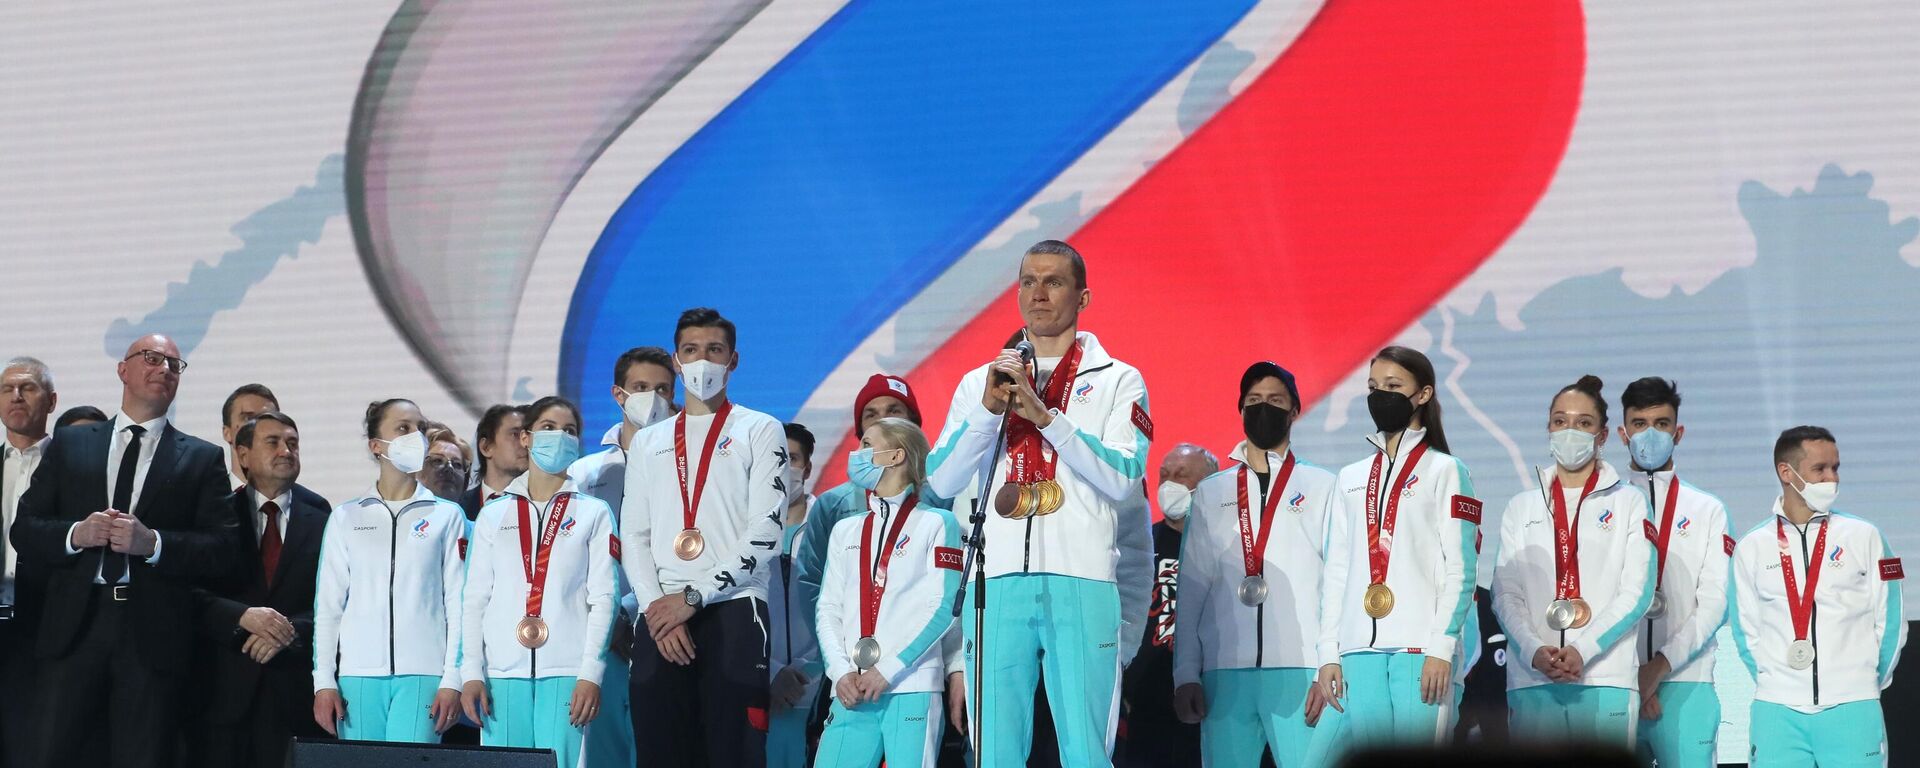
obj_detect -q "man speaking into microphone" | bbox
[928,240,1154,767]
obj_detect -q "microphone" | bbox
[1014,340,1035,364]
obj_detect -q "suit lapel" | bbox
[270,494,324,595]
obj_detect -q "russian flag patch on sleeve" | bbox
[1881,558,1904,581]
[1450,495,1482,524]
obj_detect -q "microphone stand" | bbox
[954,407,1009,763]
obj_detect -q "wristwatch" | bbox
[684,585,703,608]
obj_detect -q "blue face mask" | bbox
[846,447,899,491]
[1628,427,1676,471]
[529,430,581,475]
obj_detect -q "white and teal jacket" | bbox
[770,501,824,704]
[1492,462,1653,691]
[926,331,1154,662]
[1319,429,1480,665]
[1626,467,1731,686]
[1174,444,1338,683]
[568,427,640,622]
[816,490,961,694]
[313,482,467,691]
[461,475,618,684]
[1731,501,1906,712]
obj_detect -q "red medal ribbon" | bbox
[1004,340,1083,484]
[517,493,572,619]
[1651,475,1682,588]
[1776,516,1829,642]
[859,493,921,638]
[1236,453,1297,579]
[1364,441,1430,586]
[674,403,735,532]
[1549,469,1603,601]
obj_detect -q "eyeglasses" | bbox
[425,457,469,475]
[124,349,188,374]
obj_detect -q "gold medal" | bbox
[672,528,706,561]
[1034,479,1065,516]
[1363,583,1395,619]
[515,616,549,649]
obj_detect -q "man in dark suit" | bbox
[194,411,329,767]
[1,356,59,765]
[9,334,237,768]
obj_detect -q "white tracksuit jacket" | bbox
[1625,467,1731,685]
[460,475,618,684]
[1319,429,1481,665]
[770,503,824,703]
[926,331,1153,662]
[1493,462,1654,691]
[621,402,786,607]
[1731,502,1907,711]
[313,482,467,691]
[817,491,962,694]
[1174,444,1338,684]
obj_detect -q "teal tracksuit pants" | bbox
[814,691,941,768]
[1636,681,1719,767]
[480,677,588,768]
[768,698,815,768]
[962,573,1122,768]
[583,658,634,767]
[1749,700,1888,768]
[1339,652,1449,749]
[1200,667,1336,768]
[337,674,444,743]
[1507,683,1635,748]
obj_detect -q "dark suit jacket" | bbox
[194,485,328,725]
[8,420,236,671]
[458,484,484,521]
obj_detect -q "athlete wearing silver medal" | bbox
[1616,378,1730,767]
[1491,376,1652,748]
[1171,362,1340,768]
[1731,426,1905,767]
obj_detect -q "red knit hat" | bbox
[853,374,921,436]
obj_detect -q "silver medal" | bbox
[1237,575,1269,607]
[853,636,883,670]
[1787,639,1816,670]
[1645,591,1667,621]
[1545,599,1578,632]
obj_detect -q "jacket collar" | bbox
[1534,460,1624,496]
[352,479,440,508]
[1770,494,1832,525]
[1365,427,1429,462]
[502,471,582,502]
[1228,441,1292,470]
[599,422,623,449]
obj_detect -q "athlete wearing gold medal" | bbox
[1314,347,1480,750]
[620,308,788,767]
[459,396,619,768]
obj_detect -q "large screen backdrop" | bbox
[7,1,1920,761]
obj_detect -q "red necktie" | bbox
[259,501,282,587]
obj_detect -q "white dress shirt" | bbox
[66,414,168,582]
[252,487,293,544]
[1,434,49,604]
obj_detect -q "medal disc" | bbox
[1645,591,1667,621]
[993,483,1022,518]
[672,528,706,561]
[1787,639,1817,670]
[515,616,549,649]
[1362,583,1395,619]
[1034,479,1065,517]
[1018,483,1042,519]
[1237,575,1269,607]
[1546,599,1577,632]
[1570,598,1593,629]
[853,636,883,670]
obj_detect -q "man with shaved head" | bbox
[10,334,236,767]
[1119,442,1214,767]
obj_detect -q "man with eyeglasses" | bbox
[418,423,473,504]
[1,356,58,763]
[10,334,237,767]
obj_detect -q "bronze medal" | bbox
[673,527,706,561]
[1569,597,1593,629]
[515,615,549,649]
[993,483,1022,518]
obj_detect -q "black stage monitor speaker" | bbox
[286,738,556,767]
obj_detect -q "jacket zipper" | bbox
[1645,478,1657,664]
[1796,522,1819,705]
[780,553,794,665]
[388,505,401,676]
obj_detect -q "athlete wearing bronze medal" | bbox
[1170,362,1342,767]
[459,396,618,767]
[926,241,1154,768]
[620,308,787,768]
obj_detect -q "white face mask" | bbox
[1548,428,1597,471]
[782,464,806,505]
[380,431,427,474]
[680,359,728,402]
[1788,465,1839,514]
[620,388,671,428]
[1157,480,1193,521]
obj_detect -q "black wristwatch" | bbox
[684,585,703,608]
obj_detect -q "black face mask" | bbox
[1242,403,1293,450]
[1366,388,1417,434]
